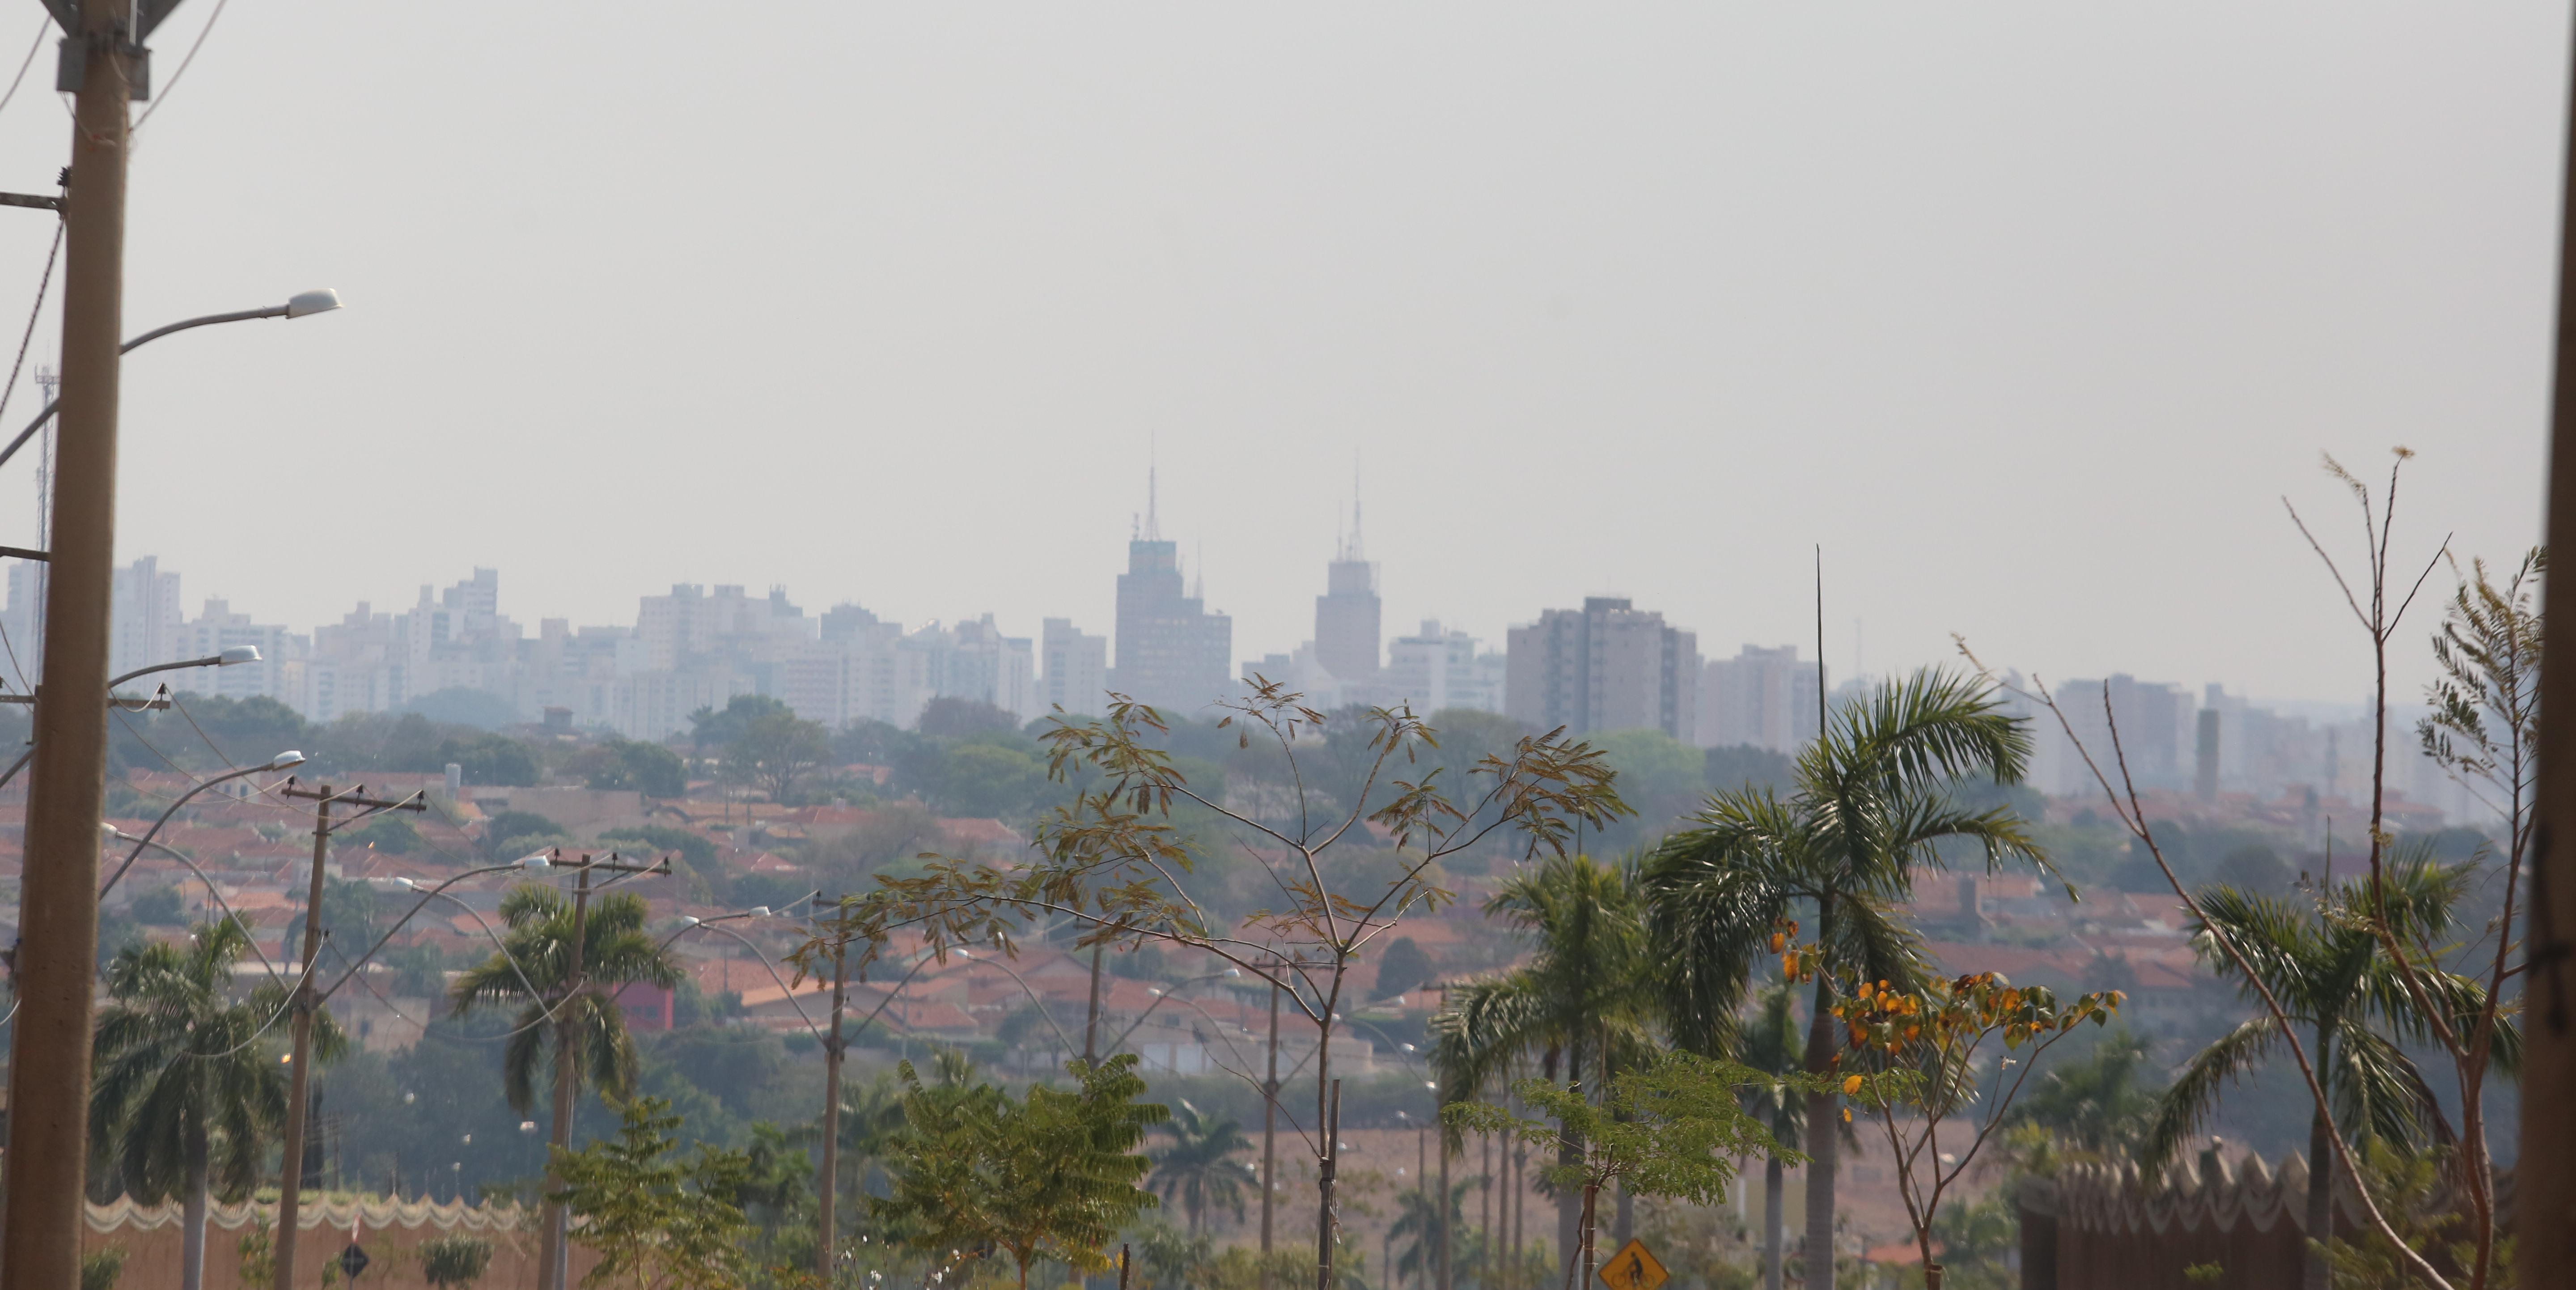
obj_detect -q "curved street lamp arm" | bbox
[1109,971,1241,1054]
[674,919,828,1043]
[99,761,297,899]
[108,830,289,990]
[109,651,250,692]
[953,953,1080,1056]
[0,305,292,473]
[314,861,541,1004]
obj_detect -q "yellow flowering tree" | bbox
[1821,969,2121,1290]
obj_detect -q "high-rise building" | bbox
[108,556,182,692]
[1698,645,1821,752]
[1111,471,1232,714]
[1381,620,1504,715]
[1042,618,1109,718]
[1504,596,1699,741]
[1314,509,1379,682]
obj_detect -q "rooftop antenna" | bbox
[1815,546,1828,743]
[1193,541,1204,599]
[1350,452,1364,561]
[1144,434,1161,542]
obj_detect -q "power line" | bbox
[0,17,46,123]
[131,0,231,133]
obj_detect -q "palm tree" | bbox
[1148,1101,1258,1234]
[448,885,682,1113]
[1432,853,1659,1280]
[2005,1027,2160,1162]
[1643,667,2045,1290]
[2146,849,2517,1290]
[1736,983,1803,1290]
[1388,1178,1473,1288]
[89,921,346,1290]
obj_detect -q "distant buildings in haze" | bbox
[1504,596,1699,743]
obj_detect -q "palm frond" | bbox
[2144,1016,2280,1173]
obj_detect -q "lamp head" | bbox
[284,289,342,318]
[517,852,552,870]
[395,877,417,890]
[217,645,262,665]
[682,916,701,927]
[265,750,307,771]
[748,906,771,918]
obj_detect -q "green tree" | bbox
[481,810,569,861]
[873,1055,1165,1290]
[1388,1179,1473,1288]
[438,733,543,787]
[1373,936,1433,1001]
[729,711,834,804]
[419,1235,494,1290]
[688,695,791,760]
[2145,854,2513,1289]
[1449,1052,1787,1290]
[803,683,1628,1290]
[552,1096,753,1290]
[128,885,185,925]
[1148,1102,1257,1234]
[1643,667,2046,1290]
[916,697,1021,739]
[1433,853,1658,1269]
[1588,729,1707,842]
[2004,1028,2160,1161]
[579,739,688,798]
[80,1247,127,1290]
[929,742,1046,819]
[344,814,425,855]
[89,921,345,1290]
[448,886,682,1113]
[1737,983,1807,1290]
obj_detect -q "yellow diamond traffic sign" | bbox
[1597,1239,1668,1290]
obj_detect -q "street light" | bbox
[0,290,347,472]
[108,644,263,692]
[102,823,289,985]
[97,749,306,898]
[0,652,283,794]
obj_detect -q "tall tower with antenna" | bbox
[1314,462,1380,683]
[1111,450,1231,711]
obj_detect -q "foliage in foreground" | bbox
[872,1055,1165,1290]
[1449,1051,1792,1284]
[553,1096,754,1290]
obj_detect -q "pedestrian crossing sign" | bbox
[1598,1239,1667,1290]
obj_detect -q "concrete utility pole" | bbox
[815,920,852,1283]
[2521,20,2576,1286]
[273,783,425,1290]
[0,1,173,1286]
[1259,982,1280,1260]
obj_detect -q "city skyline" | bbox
[0,7,2533,708]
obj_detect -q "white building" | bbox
[1042,618,1109,719]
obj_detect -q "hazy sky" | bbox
[0,3,2556,704]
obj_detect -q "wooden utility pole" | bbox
[815,921,852,1282]
[0,1,176,1286]
[535,852,662,1290]
[2522,19,2576,1286]
[273,783,425,1290]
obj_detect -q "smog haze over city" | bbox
[3,7,2573,1290]
[0,4,2548,704]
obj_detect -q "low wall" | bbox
[80,1195,596,1290]
[2017,1150,2513,1290]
